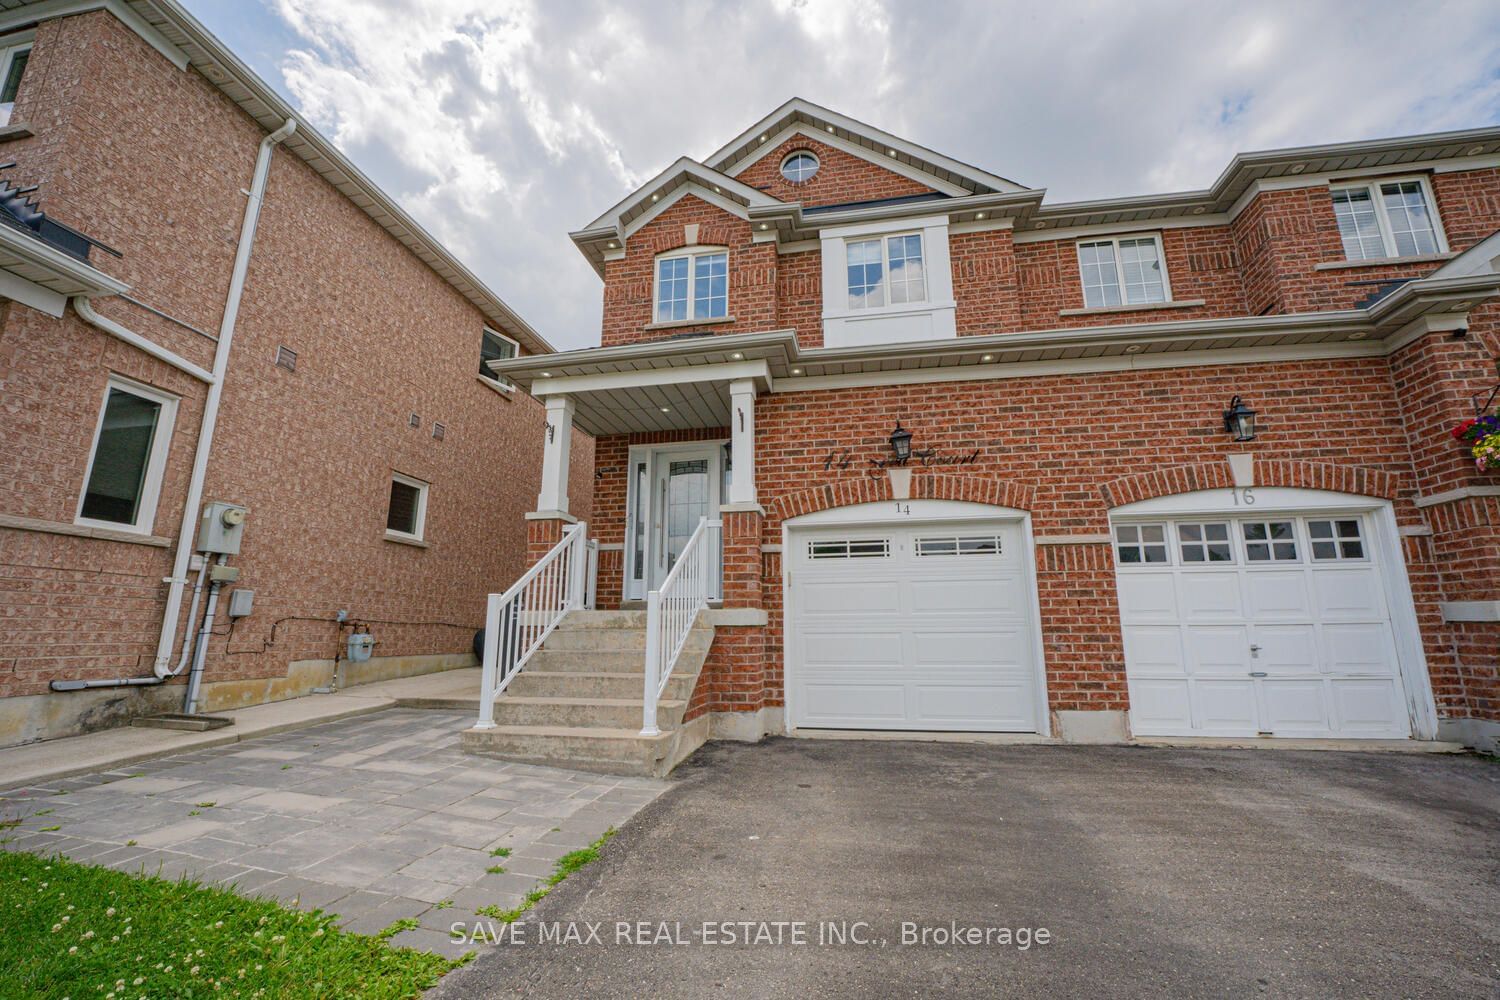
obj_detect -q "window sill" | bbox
[384,531,429,548]
[822,300,957,323]
[1058,298,1205,317]
[477,373,515,397]
[643,315,735,332]
[0,123,33,144]
[1314,252,1457,271]
[0,512,171,547]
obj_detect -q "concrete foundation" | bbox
[1054,709,1130,744]
[1439,716,1500,756]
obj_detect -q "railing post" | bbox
[641,588,662,737]
[567,522,588,609]
[475,592,502,729]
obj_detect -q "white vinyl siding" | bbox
[1077,235,1168,309]
[1330,178,1444,260]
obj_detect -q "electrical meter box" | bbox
[198,502,248,554]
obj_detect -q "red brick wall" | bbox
[0,11,592,722]
[733,134,936,208]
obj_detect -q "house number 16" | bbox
[1229,488,1256,506]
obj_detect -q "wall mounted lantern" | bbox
[1222,395,1258,442]
[889,421,914,462]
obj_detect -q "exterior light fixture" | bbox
[759,134,768,142]
[759,223,769,230]
[607,241,617,248]
[981,354,993,362]
[660,406,671,413]
[1222,395,1257,442]
[539,371,552,377]
[889,421,914,462]
[826,125,835,133]
[791,367,802,374]
[975,212,986,219]
[731,352,743,359]
[887,148,897,157]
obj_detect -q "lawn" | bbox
[0,851,458,999]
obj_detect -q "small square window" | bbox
[1308,519,1364,560]
[386,473,429,541]
[1178,522,1233,563]
[1243,521,1298,562]
[1115,523,1168,564]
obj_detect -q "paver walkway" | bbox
[0,708,667,956]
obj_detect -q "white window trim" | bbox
[819,214,956,346]
[385,472,429,542]
[0,32,33,128]
[75,374,178,536]
[1329,174,1449,261]
[479,326,519,393]
[779,150,820,184]
[652,245,730,324]
[844,229,930,311]
[1075,233,1173,309]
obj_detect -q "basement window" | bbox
[76,376,178,534]
[386,473,429,542]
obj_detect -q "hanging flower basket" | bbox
[1452,414,1500,472]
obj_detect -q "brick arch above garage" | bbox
[768,473,1037,528]
[1098,460,1402,509]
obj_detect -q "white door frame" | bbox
[1109,486,1438,740]
[781,498,1051,736]
[623,440,727,603]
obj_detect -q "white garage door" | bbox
[1114,511,1412,739]
[787,519,1041,732]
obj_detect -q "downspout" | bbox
[71,296,215,384]
[150,117,295,678]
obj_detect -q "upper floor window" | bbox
[847,233,926,309]
[0,35,32,128]
[479,327,518,389]
[655,249,727,323]
[1077,235,1168,309]
[1330,178,1443,260]
[780,151,820,183]
[76,376,178,534]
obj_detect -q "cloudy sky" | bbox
[191,0,1500,351]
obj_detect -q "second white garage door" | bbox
[787,517,1042,732]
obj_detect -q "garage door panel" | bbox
[1259,680,1329,729]
[1312,569,1386,619]
[1177,572,1243,620]
[910,575,1024,616]
[1122,626,1184,672]
[1330,679,1406,733]
[1183,625,1248,674]
[798,579,900,615]
[1250,625,1318,674]
[912,629,1027,667]
[799,683,907,725]
[1321,623,1398,676]
[1192,680,1257,729]
[1117,573,1179,621]
[1127,678,1193,732]
[801,631,905,669]
[912,684,1034,729]
[1243,571,1313,619]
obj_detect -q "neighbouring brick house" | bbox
[0,0,591,746]
[486,98,1500,761]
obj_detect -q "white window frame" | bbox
[845,230,929,310]
[651,246,729,324]
[0,32,34,128]
[75,374,178,536]
[478,326,519,393]
[1328,175,1448,261]
[779,150,820,184]
[385,472,429,542]
[1075,233,1172,309]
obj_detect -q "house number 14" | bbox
[894,503,911,515]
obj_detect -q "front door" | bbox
[624,444,724,601]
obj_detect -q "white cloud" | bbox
[198,0,1500,349]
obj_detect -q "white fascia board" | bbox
[580,157,776,234]
[704,98,1029,195]
[724,122,972,198]
[1012,214,1231,244]
[0,268,65,316]
[0,225,129,298]
[621,183,752,241]
[820,213,953,240]
[0,0,188,68]
[530,358,772,397]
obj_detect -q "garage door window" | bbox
[1177,522,1233,563]
[1114,523,1168,563]
[1242,521,1298,561]
[915,534,1003,557]
[808,538,890,559]
[1308,519,1365,561]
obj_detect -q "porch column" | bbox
[536,394,574,515]
[728,378,757,506]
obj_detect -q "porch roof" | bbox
[491,243,1500,436]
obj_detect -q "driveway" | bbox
[0,708,666,956]
[434,739,1500,999]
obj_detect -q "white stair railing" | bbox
[642,516,721,736]
[475,522,588,730]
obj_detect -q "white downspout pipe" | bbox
[71,296,216,384]
[150,117,296,677]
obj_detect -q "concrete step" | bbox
[506,670,697,701]
[525,649,649,674]
[559,610,650,630]
[542,626,712,654]
[489,695,687,730]
[461,724,676,777]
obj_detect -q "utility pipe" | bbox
[181,555,227,714]
[151,117,295,678]
[71,296,216,384]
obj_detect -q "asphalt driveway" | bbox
[433,739,1499,999]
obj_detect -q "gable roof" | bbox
[0,0,556,355]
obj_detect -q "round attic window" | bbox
[780,151,820,183]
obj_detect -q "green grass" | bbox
[485,865,505,874]
[0,851,456,999]
[473,828,618,926]
[488,847,511,858]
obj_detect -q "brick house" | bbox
[482,98,1500,764]
[0,0,591,747]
